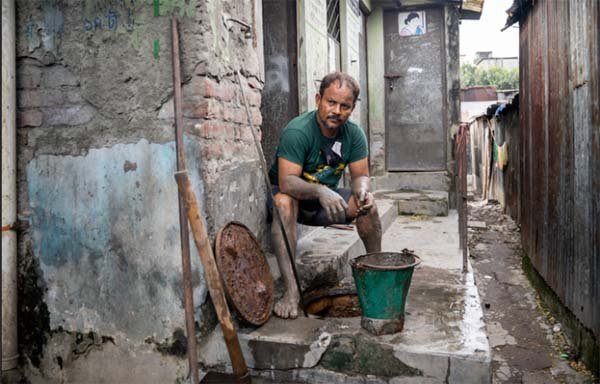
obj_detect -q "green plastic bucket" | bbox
[351,249,421,335]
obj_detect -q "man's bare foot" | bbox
[273,290,300,319]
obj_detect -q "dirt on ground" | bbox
[468,199,597,384]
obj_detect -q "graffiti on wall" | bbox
[84,8,135,32]
[23,0,199,55]
[80,0,198,55]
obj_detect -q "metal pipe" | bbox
[170,17,199,384]
[2,0,18,371]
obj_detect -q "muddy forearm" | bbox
[280,175,326,200]
[351,175,371,195]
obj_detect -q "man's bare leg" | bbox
[357,205,382,252]
[271,193,300,318]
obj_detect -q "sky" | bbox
[459,0,520,63]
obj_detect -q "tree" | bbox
[461,64,519,90]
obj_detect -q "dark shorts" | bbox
[267,186,353,227]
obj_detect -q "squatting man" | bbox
[268,72,382,319]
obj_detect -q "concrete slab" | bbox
[372,172,450,192]
[199,211,491,383]
[200,269,490,383]
[375,190,449,216]
[383,211,463,270]
[294,199,397,290]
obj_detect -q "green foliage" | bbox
[461,64,519,90]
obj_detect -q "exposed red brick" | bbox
[183,99,221,119]
[217,81,236,102]
[246,90,262,107]
[222,104,247,124]
[196,121,235,140]
[240,126,254,142]
[201,142,223,159]
[247,77,264,90]
[239,126,262,143]
[221,104,237,122]
[190,76,236,102]
[17,110,43,127]
[251,108,262,126]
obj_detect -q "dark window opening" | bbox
[327,0,340,42]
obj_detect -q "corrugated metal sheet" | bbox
[471,0,599,359]
[516,0,599,350]
[460,86,497,102]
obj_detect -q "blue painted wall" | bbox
[27,138,207,341]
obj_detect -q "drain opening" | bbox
[305,293,362,318]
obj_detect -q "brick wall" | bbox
[14,1,266,381]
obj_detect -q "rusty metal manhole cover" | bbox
[215,221,273,325]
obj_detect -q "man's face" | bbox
[315,81,355,135]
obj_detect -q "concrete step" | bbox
[198,212,491,383]
[372,172,450,192]
[375,190,449,217]
[294,199,397,290]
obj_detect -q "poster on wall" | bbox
[398,11,426,36]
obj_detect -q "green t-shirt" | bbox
[269,110,368,190]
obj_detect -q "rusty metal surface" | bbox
[215,222,274,326]
[461,86,497,102]
[491,0,600,345]
[455,123,469,273]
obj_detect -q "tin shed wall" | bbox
[518,0,599,349]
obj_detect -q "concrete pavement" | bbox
[198,200,492,383]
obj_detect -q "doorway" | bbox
[384,7,447,171]
[261,0,299,168]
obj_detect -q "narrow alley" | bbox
[468,200,596,383]
[2,0,598,383]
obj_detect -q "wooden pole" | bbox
[174,171,250,382]
[171,17,199,384]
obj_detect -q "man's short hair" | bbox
[319,72,360,105]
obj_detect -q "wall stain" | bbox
[18,242,50,368]
[123,160,138,172]
[71,331,116,360]
[148,328,188,357]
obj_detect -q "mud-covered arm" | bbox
[349,158,374,212]
[278,157,347,222]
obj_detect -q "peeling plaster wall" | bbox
[15,0,265,381]
[296,0,329,113]
[27,139,206,341]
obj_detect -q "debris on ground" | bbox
[468,199,597,384]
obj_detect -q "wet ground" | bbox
[468,200,597,384]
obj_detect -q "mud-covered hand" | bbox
[352,177,373,215]
[317,186,348,223]
[357,192,374,215]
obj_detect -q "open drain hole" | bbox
[304,286,361,318]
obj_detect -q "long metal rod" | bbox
[235,70,308,317]
[2,0,19,371]
[175,171,250,382]
[171,17,199,384]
